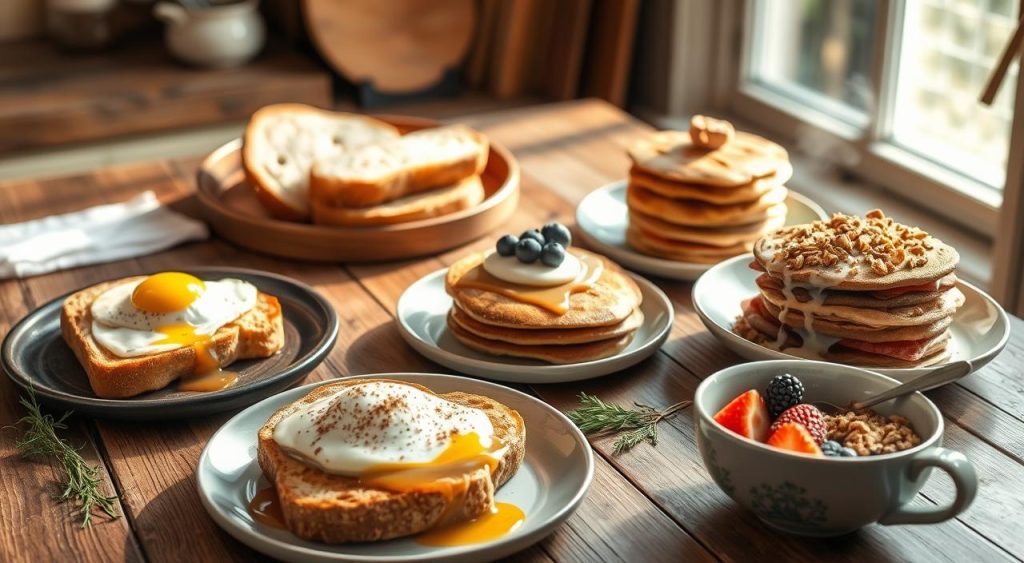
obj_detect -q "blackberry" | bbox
[765,373,804,418]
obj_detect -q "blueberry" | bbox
[820,440,843,457]
[540,242,566,267]
[519,229,545,246]
[541,222,572,247]
[839,447,858,457]
[515,238,542,263]
[496,234,518,256]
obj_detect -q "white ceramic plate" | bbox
[692,253,1012,381]
[396,269,673,383]
[575,180,829,281]
[197,373,594,563]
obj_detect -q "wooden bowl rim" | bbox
[194,115,520,237]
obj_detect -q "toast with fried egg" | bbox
[61,277,284,399]
[256,378,526,544]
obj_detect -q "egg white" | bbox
[90,278,257,358]
[272,381,496,476]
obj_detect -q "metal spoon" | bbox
[813,360,972,415]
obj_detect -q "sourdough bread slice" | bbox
[257,378,526,544]
[60,277,284,399]
[310,124,488,208]
[310,175,485,227]
[243,104,400,220]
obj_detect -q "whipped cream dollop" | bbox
[272,381,495,476]
[483,251,581,287]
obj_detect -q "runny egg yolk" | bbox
[360,432,501,493]
[357,432,525,547]
[131,272,205,314]
[154,324,237,391]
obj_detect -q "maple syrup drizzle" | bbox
[248,487,286,529]
[454,253,604,314]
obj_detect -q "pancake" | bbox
[627,226,751,262]
[448,319,634,363]
[752,210,960,291]
[628,168,775,205]
[759,286,965,329]
[311,175,485,226]
[627,184,788,227]
[445,249,642,329]
[757,297,955,342]
[449,306,643,345]
[755,272,957,309]
[628,130,790,187]
[630,210,785,248]
[735,306,954,368]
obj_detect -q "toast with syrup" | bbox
[60,277,284,399]
[257,378,526,544]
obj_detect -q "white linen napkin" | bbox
[0,191,209,279]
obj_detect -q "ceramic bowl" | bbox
[693,360,977,536]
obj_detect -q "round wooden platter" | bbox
[195,115,519,263]
[302,0,476,93]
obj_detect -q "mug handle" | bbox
[879,447,978,525]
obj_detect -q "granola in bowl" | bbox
[826,409,922,456]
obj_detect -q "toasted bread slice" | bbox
[310,124,488,208]
[257,378,526,544]
[243,104,400,221]
[311,175,485,227]
[60,277,284,399]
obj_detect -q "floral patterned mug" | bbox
[694,359,977,536]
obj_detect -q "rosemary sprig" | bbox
[11,389,120,527]
[566,392,692,455]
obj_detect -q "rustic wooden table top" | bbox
[0,99,1022,563]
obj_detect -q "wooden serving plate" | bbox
[195,115,519,262]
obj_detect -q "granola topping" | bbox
[826,409,921,456]
[765,209,934,275]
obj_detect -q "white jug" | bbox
[154,0,265,68]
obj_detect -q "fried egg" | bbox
[91,272,257,358]
[272,381,501,484]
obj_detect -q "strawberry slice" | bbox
[836,337,934,362]
[713,390,770,442]
[872,273,956,299]
[766,422,823,456]
[748,260,766,272]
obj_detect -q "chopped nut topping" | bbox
[768,209,935,275]
[826,409,921,455]
[689,115,735,149]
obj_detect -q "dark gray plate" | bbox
[1,268,339,420]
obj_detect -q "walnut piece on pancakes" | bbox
[689,115,735,149]
[769,209,933,277]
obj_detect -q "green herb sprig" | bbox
[11,389,120,527]
[567,392,691,454]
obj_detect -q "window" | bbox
[734,0,1024,235]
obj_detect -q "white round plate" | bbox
[197,373,594,563]
[692,253,1012,381]
[396,269,673,383]
[575,180,829,281]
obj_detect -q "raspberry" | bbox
[765,374,804,417]
[771,404,827,445]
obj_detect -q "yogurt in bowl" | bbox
[694,359,977,536]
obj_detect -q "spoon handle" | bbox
[853,361,972,410]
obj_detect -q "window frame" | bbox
[721,0,1022,238]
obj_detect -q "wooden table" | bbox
[1,100,1022,563]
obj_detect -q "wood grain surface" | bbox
[0,99,1022,563]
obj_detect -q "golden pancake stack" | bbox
[735,209,964,368]
[445,243,644,364]
[626,115,793,263]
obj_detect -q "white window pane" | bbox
[750,0,878,118]
[890,0,1018,189]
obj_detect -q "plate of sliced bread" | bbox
[196,104,519,262]
[197,373,593,562]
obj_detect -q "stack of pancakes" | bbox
[735,210,964,368]
[445,249,644,363]
[626,116,793,263]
